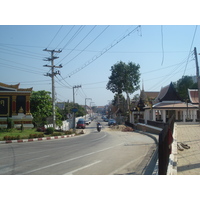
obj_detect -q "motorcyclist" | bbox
[97,122,102,132]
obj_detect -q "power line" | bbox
[0,45,46,57]
[161,25,164,65]
[146,56,194,90]
[61,25,110,66]
[0,57,46,73]
[0,48,43,60]
[0,62,45,75]
[58,74,73,88]
[61,26,85,51]
[47,25,63,48]
[64,25,141,79]
[183,25,198,76]
[58,25,97,64]
[55,25,75,49]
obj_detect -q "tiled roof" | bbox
[155,82,182,102]
[144,91,159,99]
[153,101,198,109]
[188,89,199,104]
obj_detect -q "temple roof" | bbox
[153,101,198,109]
[142,91,159,100]
[155,82,182,102]
[188,89,199,104]
[0,82,32,92]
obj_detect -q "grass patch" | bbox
[0,128,77,141]
[0,128,37,141]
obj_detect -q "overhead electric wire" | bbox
[55,26,75,49]
[147,54,194,90]
[183,25,198,76]
[0,57,46,73]
[55,77,71,89]
[0,62,44,75]
[0,48,43,60]
[61,25,110,66]
[0,42,44,49]
[57,25,97,64]
[77,88,86,99]
[161,25,164,65]
[58,74,73,88]
[0,45,46,57]
[47,25,63,48]
[63,25,141,79]
[61,26,85,51]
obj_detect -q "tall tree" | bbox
[107,61,140,109]
[173,76,197,100]
[57,102,86,120]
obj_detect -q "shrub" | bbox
[21,123,24,132]
[7,118,14,129]
[37,126,46,132]
[46,127,54,135]
[3,135,20,140]
[51,132,62,136]
[64,130,74,135]
[29,133,44,139]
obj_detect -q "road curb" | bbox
[0,134,76,144]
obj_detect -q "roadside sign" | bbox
[71,108,78,113]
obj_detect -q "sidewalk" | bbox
[176,123,200,175]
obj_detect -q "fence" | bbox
[126,115,175,175]
[45,115,90,131]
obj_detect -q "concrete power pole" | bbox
[43,49,62,129]
[85,98,92,120]
[194,47,200,121]
[72,85,81,129]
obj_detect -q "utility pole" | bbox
[90,101,95,119]
[85,98,92,120]
[194,47,200,121]
[43,49,62,129]
[72,85,81,129]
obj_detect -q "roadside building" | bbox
[0,82,33,128]
[144,82,199,124]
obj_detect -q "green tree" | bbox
[30,90,53,127]
[57,102,86,120]
[173,76,197,100]
[107,61,140,109]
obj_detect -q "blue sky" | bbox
[0,25,199,106]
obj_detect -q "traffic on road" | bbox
[0,115,158,175]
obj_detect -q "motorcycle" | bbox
[97,123,102,132]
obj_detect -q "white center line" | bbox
[22,143,123,174]
[64,160,102,175]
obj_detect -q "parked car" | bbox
[76,119,86,129]
[108,119,116,126]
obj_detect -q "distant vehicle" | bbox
[97,122,102,132]
[76,119,86,129]
[104,118,109,122]
[108,119,116,126]
[85,119,91,125]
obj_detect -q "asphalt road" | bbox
[0,118,158,175]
